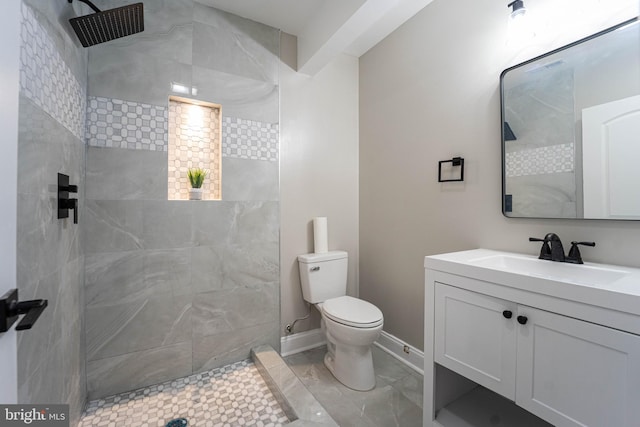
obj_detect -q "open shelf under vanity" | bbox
[433,365,551,427]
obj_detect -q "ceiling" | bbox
[195,0,435,75]
[194,0,326,36]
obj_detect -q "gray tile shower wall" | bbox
[17,1,88,425]
[84,1,280,399]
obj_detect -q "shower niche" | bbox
[167,96,222,201]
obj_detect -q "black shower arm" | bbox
[68,0,102,14]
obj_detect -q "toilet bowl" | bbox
[319,296,383,391]
[297,250,384,391]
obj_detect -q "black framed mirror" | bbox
[501,17,640,219]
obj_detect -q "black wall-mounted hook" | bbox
[438,157,465,182]
[0,289,48,332]
[58,173,78,224]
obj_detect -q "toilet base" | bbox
[324,341,376,391]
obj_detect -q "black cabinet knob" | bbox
[517,315,528,325]
[502,310,513,319]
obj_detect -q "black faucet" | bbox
[529,234,595,264]
[529,233,564,261]
[546,233,565,262]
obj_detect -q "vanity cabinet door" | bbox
[516,306,640,427]
[434,283,517,399]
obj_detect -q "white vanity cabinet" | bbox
[515,304,640,427]
[424,249,640,427]
[434,284,517,400]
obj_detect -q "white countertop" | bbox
[425,248,640,317]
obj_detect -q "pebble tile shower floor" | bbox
[78,359,289,427]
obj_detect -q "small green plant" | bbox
[187,168,208,188]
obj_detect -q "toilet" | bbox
[298,251,384,391]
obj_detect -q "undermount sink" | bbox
[468,254,629,286]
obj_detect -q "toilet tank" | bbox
[298,251,348,303]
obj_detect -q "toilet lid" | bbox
[322,296,383,328]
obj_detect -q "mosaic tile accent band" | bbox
[86,96,168,151]
[222,117,279,162]
[506,143,574,177]
[20,3,86,140]
[79,359,289,427]
[168,99,222,200]
[85,97,279,162]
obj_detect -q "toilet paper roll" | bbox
[313,217,328,253]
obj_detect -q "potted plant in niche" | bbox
[187,167,207,200]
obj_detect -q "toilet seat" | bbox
[321,296,383,328]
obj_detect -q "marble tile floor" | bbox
[283,346,423,427]
[78,359,290,427]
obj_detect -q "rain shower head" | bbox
[68,0,144,47]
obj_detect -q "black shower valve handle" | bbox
[68,198,78,224]
[60,184,78,193]
[71,198,78,224]
[59,198,78,224]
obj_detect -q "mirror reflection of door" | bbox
[582,95,640,219]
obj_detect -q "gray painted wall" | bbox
[84,1,280,399]
[359,0,639,350]
[17,0,88,424]
[280,52,360,336]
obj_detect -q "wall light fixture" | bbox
[508,0,527,22]
[507,0,535,43]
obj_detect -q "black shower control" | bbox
[60,184,78,192]
[58,173,79,224]
[0,289,48,332]
[503,310,513,319]
[60,198,78,224]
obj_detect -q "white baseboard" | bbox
[280,328,326,357]
[280,328,424,376]
[374,330,424,375]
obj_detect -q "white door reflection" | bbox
[582,94,640,219]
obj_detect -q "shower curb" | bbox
[251,345,339,427]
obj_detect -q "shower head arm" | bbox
[68,0,102,14]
